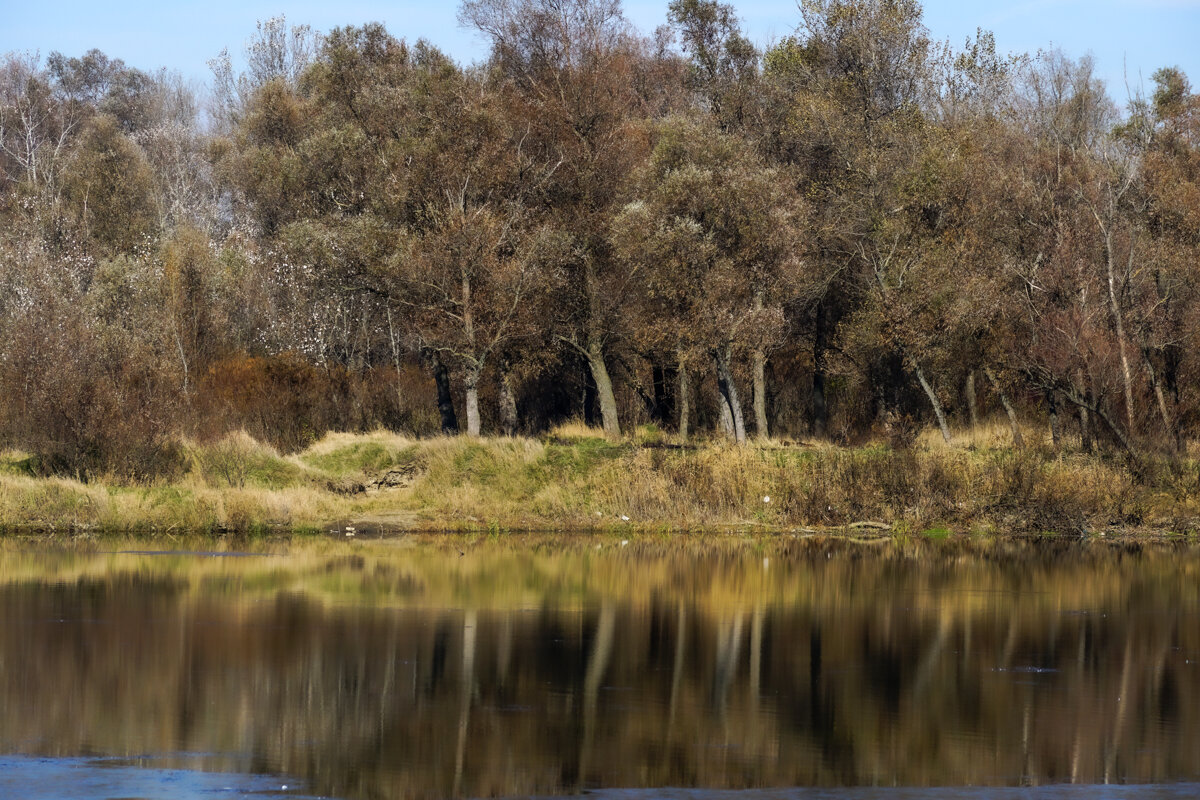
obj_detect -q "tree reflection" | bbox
[0,540,1198,798]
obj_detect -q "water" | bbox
[0,536,1198,799]
[0,755,319,799]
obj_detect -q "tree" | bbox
[61,114,158,254]
[1127,68,1200,451]
[1002,50,1153,454]
[763,0,935,436]
[0,53,77,193]
[400,207,541,436]
[613,117,801,442]
[208,15,321,132]
[47,48,157,134]
[244,25,557,436]
[461,0,653,436]
[160,226,226,398]
[135,72,220,233]
[667,0,759,131]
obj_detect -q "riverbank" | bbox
[2,422,1199,537]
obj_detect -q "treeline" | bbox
[1,0,1198,478]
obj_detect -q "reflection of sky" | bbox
[0,1,1197,107]
[0,756,318,800]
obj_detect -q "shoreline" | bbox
[1,524,1195,544]
[3,426,1199,540]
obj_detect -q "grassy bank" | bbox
[2,421,1200,537]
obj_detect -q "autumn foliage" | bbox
[1,3,1199,480]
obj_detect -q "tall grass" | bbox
[2,422,1199,536]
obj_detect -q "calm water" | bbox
[1,536,1199,799]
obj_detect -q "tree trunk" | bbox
[984,366,1023,448]
[387,306,405,420]
[499,360,518,437]
[811,300,829,437]
[667,604,686,737]
[464,368,481,437]
[678,357,690,442]
[749,606,764,704]
[887,353,906,412]
[752,289,768,439]
[587,334,620,437]
[718,394,735,438]
[1143,348,1179,453]
[582,363,598,428]
[462,270,479,438]
[965,371,979,429]
[1077,369,1093,453]
[650,362,673,426]
[912,359,952,444]
[712,614,744,718]
[432,352,459,435]
[1101,225,1137,433]
[753,348,768,440]
[714,347,747,445]
[1056,380,1138,458]
[1047,390,1062,448]
[659,362,678,431]
[1165,344,1181,405]
[632,374,659,422]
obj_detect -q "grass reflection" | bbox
[2,535,1198,615]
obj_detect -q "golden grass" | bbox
[296,428,418,459]
[546,418,608,440]
[3,424,1200,536]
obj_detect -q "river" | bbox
[0,535,1197,798]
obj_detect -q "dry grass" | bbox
[915,417,1037,450]
[3,424,1200,536]
[546,419,608,440]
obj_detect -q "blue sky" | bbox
[2,0,1197,105]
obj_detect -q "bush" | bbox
[191,431,302,488]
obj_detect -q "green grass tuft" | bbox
[300,441,420,477]
[0,451,38,478]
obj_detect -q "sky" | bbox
[2,0,1198,106]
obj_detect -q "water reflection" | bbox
[0,537,1198,799]
[0,755,317,799]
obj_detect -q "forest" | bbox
[2,0,1198,481]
